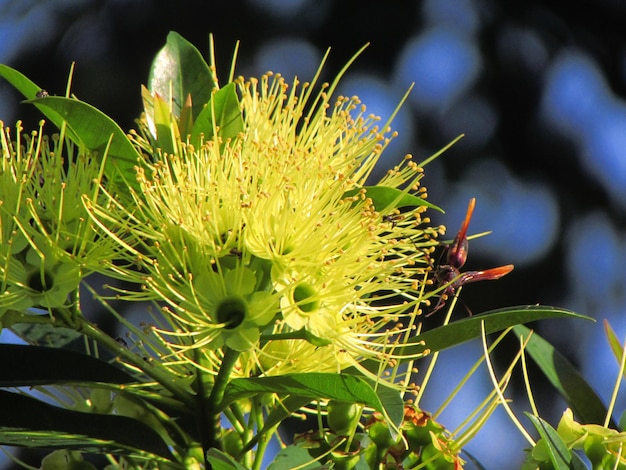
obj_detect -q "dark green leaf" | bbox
[149,31,216,120]
[343,186,442,212]
[525,413,572,470]
[0,390,172,459]
[0,344,136,386]
[206,448,249,470]
[396,306,591,358]
[514,324,612,427]
[22,96,141,191]
[220,373,385,415]
[190,83,243,147]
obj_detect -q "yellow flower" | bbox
[0,120,119,316]
[89,57,439,379]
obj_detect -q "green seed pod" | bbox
[327,400,360,436]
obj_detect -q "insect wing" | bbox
[447,198,476,269]
[457,264,514,285]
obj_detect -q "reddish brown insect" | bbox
[428,198,514,315]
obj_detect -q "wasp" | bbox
[429,198,514,315]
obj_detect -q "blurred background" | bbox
[2,0,626,468]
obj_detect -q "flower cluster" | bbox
[0,120,116,320]
[87,68,439,382]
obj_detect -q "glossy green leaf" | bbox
[343,185,443,212]
[22,96,142,191]
[190,83,243,148]
[0,344,136,386]
[525,413,572,470]
[220,373,397,424]
[149,31,216,120]
[0,390,172,459]
[397,306,591,358]
[513,324,612,427]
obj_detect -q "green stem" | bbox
[204,347,240,452]
[70,314,197,409]
[251,397,268,470]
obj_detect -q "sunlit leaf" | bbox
[190,83,243,148]
[398,305,591,357]
[343,185,442,212]
[0,64,79,143]
[604,319,625,370]
[0,391,172,459]
[22,96,142,191]
[149,31,216,120]
[514,324,612,427]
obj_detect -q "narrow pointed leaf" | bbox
[152,91,178,155]
[525,413,572,470]
[22,96,142,191]
[604,319,625,370]
[149,31,216,120]
[343,186,443,212]
[0,391,172,459]
[514,324,612,427]
[190,83,243,147]
[397,306,591,357]
[0,344,136,386]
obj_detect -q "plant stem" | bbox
[204,347,240,452]
[75,316,197,409]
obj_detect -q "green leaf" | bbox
[343,186,443,212]
[525,413,572,470]
[149,31,216,120]
[396,305,591,357]
[22,96,142,191]
[151,90,179,155]
[0,64,78,142]
[267,445,325,470]
[190,83,243,148]
[0,344,136,386]
[7,314,83,348]
[513,324,612,427]
[0,390,172,459]
[220,373,391,419]
[206,448,249,470]
[604,319,625,370]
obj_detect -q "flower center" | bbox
[216,296,247,329]
[293,283,319,313]
[27,270,54,292]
